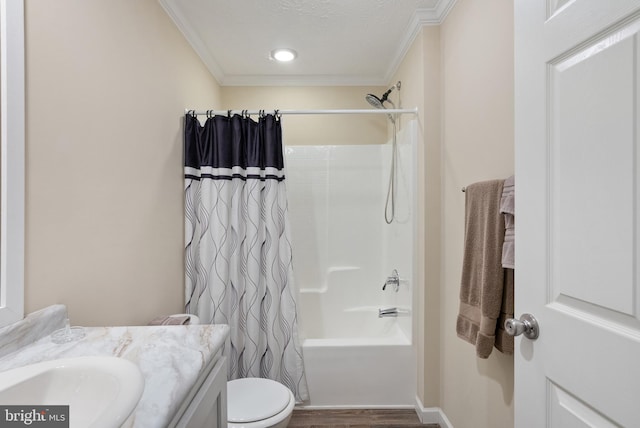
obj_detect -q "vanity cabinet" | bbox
[170,355,227,428]
[0,306,230,428]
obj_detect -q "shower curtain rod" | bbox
[185,108,418,116]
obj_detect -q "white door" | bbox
[515,1,640,427]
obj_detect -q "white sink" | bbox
[0,356,145,428]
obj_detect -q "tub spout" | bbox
[378,307,398,318]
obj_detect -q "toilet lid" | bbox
[227,378,292,423]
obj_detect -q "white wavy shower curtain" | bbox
[183,112,308,402]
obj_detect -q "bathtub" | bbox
[294,264,416,408]
[298,302,416,408]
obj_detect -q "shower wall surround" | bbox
[285,120,417,406]
[286,126,414,341]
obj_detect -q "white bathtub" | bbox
[299,306,416,408]
[295,267,416,407]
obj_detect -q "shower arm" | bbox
[380,81,401,103]
[380,88,394,103]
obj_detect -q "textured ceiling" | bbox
[160,0,456,86]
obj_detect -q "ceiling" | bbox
[159,0,456,86]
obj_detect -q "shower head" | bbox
[366,87,396,108]
[365,81,401,123]
[365,93,385,109]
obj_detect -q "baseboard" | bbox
[414,396,454,428]
[295,404,415,410]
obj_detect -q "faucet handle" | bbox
[382,269,400,292]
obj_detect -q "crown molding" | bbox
[160,0,457,87]
[435,0,458,22]
[220,74,388,87]
[383,0,457,83]
[159,0,225,83]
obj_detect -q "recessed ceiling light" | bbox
[270,48,297,62]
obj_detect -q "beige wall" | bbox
[440,0,515,427]
[24,0,221,326]
[222,86,387,146]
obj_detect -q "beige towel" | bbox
[494,268,514,355]
[500,175,515,269]
[149,315,191,326]
[456,179,506,358]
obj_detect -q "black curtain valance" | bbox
[184,113,284,172]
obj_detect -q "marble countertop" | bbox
[0,305,229,428]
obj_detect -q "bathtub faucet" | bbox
[378,307,398,318]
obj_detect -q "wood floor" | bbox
[287,409,439,428]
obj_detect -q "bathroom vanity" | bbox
[169,354,227,427]
[0,305,229,427]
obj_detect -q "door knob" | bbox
[504,313,539,340]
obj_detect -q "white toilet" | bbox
[227,377,295,428]
[174,314,295,427]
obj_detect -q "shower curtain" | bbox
[183,112,309,402]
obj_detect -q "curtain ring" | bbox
[274,109,281,121]
[205,109,211,118]
[227,109,232,118]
